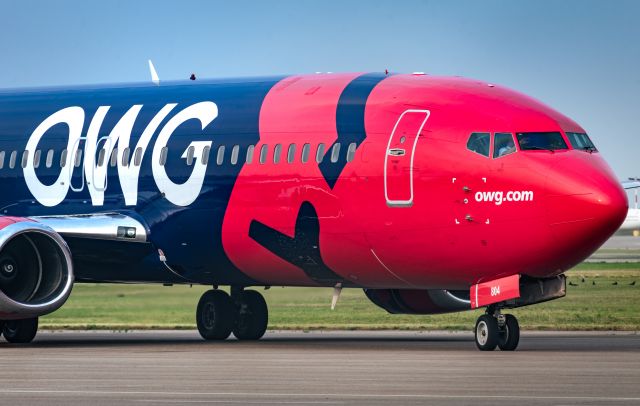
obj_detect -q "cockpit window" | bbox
[466,132,490,157]
[493,133,516,158]
[566,132,597,152]
[516,132,567,151]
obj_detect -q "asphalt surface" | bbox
[0,330,638,405]
[587,235,640,262]
[601,235,640,250]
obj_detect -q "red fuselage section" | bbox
[222,73,627,289]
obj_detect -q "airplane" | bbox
[0,69,627,351]
[621,209,640,233]
[621,180,640,235]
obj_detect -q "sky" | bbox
[0,0,638,179]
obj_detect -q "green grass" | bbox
[40,266,640,331]
[574,262,640,271]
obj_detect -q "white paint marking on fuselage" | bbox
[23,101,217,207]
[151,102,216,206]
[24,107,85,207]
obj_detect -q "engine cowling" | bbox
[0,217,74,320]
[364,288,471,315]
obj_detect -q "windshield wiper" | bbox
[525,146,555,153]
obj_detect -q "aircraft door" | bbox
[90,136,111,192]
[384,109,430,207]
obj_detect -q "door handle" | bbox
[388,148,406,156]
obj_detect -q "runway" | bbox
[0,331,638,405]
[587,235,640,262]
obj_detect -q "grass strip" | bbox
[41,268,640,331]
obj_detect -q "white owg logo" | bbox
[474,190,534,206]
[23,101,218,207]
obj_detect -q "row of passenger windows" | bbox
[0,142,358,170]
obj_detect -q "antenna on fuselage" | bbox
[148,60,160,85]
[331,283,342,310]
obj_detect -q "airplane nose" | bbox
[546,155,627,267]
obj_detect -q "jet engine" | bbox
[0,218,74,320]
[364,288,471,315]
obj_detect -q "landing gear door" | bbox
[384,110,430,207]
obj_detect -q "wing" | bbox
[622,180,640,190]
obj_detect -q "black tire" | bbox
[233,290,268,340]
[475,314,499,351]
[498,314,520,351]
[3,318,38,343]
[0,320,4,338]
[196,290,235,340]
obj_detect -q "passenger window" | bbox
[97,148,106,167]
[346,142,357,162]
[287,144,296,163]
[273,144,282,163]
[330,143,341,163]
[159,147,168,166]
[121,147,130,166]
[33,150,41,169]
[246,145,255,164]
[22,150,29,168]
[60,150,67,168]
[217,145,225,165]
[46,149,54,168]
[301,143,311,163]
[134,147,143,166]
[230,145,239,165]
[466,132,490,157]
[74,149,82,168]
[9,151,17,169]
[202,145,211,165]
[316,143,326,163]
[0,151,4,169]
[185,146,195,166]
[493,133,516,158]
[259,144,268,164]
[111,148,118,167]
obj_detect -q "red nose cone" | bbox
[546,154,627,269]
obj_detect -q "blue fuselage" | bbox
[0,78,284,285]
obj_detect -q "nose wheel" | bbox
[498,314,520,351]
[474,311,520,351]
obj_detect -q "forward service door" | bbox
[384,109,430,207]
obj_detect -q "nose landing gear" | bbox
[195,287,268,341]
[474,308,520,351]
[498,314,520,351]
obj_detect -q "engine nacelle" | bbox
[0,218,74,320]
[364,288,471,315]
